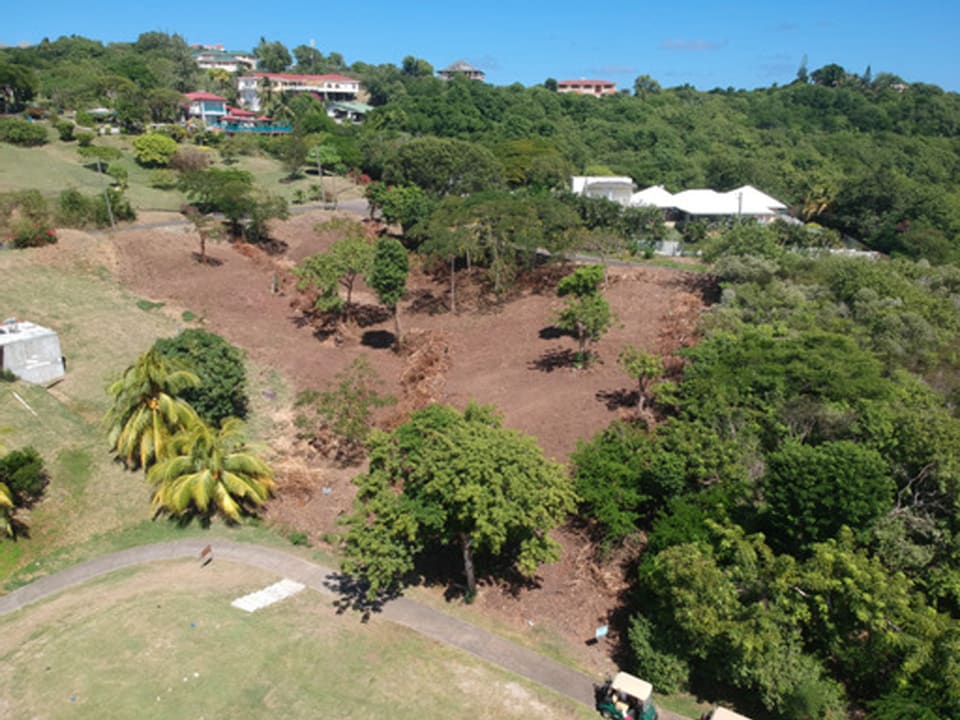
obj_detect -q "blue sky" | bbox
[3,0,958,92]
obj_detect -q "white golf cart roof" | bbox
[611,672,653,701]
[711,708,752,720]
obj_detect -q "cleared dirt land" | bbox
[3,210,710,682]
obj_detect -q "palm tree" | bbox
[0,482,14,537]
[104,349,201,470]
[148,417,275,522]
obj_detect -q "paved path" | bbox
[0,539,612,712]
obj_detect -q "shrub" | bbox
[154,124,187,142]
[74,111,95,128]
[149,169,179,189]
[627,615,690,694]
[289,531,309,546]
[152,329,248,426]
[0,447,47,505]
[55,120,75,142]
[0,369,16,382]
[169,145,212,173]
[107,162,128,187]
[0,117,48,146]
[55,187,135,228]
[0,189,53,248]
[56,188,94,227]
[132,132,179,167]
[75,131,95,147]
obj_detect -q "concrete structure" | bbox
[237,73,360,112]
[437,60,485,81]
[0,319,64,385]
[571,176,635,205]
[192,45,257,73]
[182,91,228,126]
[558,79,617,96]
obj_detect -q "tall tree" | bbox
[341,403,576,598]
[103,349,200,470]
[555,265,615,366]
[254,37,291,73]
[368,237,409,349]
[148,417,274,522]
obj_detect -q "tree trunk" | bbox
[460,532,477,595]
[449,256,457,314]
[199,233,206,264]
[393,305,403,352]
[577,323,588,366]
[637,379,645,411]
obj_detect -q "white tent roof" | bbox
[728,185,787,211]
[672,188,779,217]
[630,184,675,208]
[571,176,634,195]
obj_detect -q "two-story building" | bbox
[192,45,257,73]
[182,91,228,126]
[236,73,361,111]
[557,79,617,96]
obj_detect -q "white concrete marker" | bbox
[231,578,305,612]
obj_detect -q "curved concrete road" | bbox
[0,540,614,713]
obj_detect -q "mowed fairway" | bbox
[0,561,592,719]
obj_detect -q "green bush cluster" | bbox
[55,120,75,142]
[152,329,248,427]
[55,188,135,228]
[0,117,48,146]
[0,447,47,505]
[0,190,56,248]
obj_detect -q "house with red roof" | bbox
[182,91,228,126]
[557,79,618,96]
[236,73,361,112]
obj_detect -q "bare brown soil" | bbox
[92,210,709,671]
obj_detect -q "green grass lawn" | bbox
[0,246,294,586]
[0,561,593,719]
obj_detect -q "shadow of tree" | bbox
[596,388,638,411]
[361,330,396,349]
[191,252,224,266]
[529,347,578,372]
[325,571,400,622]
[538,325,571,340]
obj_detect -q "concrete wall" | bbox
[0,327,65,385]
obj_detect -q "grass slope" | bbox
[0,561,592,719]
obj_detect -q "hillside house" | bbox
[182,91,228,126]
[0,319,64,385]
[640,185,790,224]
[557,79,617,96]
[237,73,360,112]
[192,45,257,73]
[571,176,635,205]
[437,60,486,81]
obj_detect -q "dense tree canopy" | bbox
[341,403,577,599]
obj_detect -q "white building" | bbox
[571,176,635,205]
[192,46,257,73]
[0,319,64,385]
[237,73,361,112]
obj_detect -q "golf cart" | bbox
[595,671,658,720]
[700,709,752,720]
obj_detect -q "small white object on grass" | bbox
[231,579,306,613]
